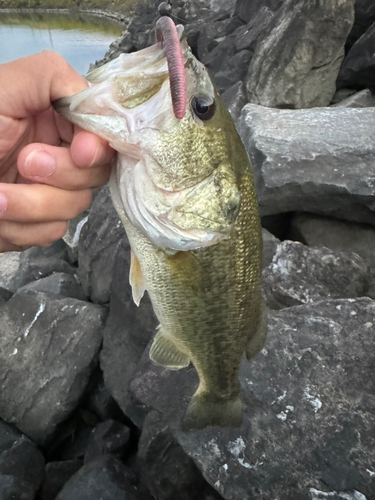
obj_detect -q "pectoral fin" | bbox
[130,249,146,306]
[150,330,190,370]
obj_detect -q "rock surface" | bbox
[238,104,375,224]
[20,272,87,301]
[130,299,375,499]
[346,0,375,49]
[100,241,157,427]
[40,459,83,500]
[290,212,375,270]
[56,455,139,500]
[138,410,222,500]
[0,253,21,292]
[0,419,45,496]
[262,240,369,309]
[84,419,131,464]
[78,185,126,304]
[0,290,106,444]
[261,228,280,269]
[331,88,375,108]
[234,0,281,23]
[245,0,355,108]
[337,21,375,91]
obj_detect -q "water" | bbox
[0,11,123,74]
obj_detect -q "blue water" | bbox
[0,12,123,74]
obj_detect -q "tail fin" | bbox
[181,393,242,431]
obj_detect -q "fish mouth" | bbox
[110,154,240,252]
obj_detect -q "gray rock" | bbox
[233,6,274,52]
[337,22,375,91]
[214,49,252,92]
[174,299,375,499]
[235,0,282,23]
[0,475,35,500]
[331,89,375,108]
[40,460,83,500]
[262,240,369,310]
[19,272,87,301]
[210,0,236,14]
[222,82,247,122]
[138,410,222,500]
[0,288,13,307]
[0,253,21,292]
[261,228,280,269]
[84,420,131,464]
[203,37,237,90]
[289,212,375,270]
[0,419,45,496]
[346,0,375,49]
[12,247,76,290]
[85,375,126,423]
[56,455,138,500]
[214,49,252,94]
[246,0,355,108]
[100,241,157,428]
[237,104,375,225]
[0,290,106,444]
[309,489,368,500]
[78,185,126,304]
[330,88,357,104]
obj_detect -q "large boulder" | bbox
[0,290,106,445]
[237,104,375,225]
[131,299,375,499]
[337,22,375,91]
[246,0,355,108]
[262,240,369,309]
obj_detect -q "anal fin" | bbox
[150,330,190,370]
[130,249,146,306]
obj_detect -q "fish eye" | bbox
[191,95,216,121]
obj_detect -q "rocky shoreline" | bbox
[1,0,375,499]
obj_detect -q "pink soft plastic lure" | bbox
[156,16,186,119]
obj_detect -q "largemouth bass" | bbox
[54,17,267,430]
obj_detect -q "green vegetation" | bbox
[0,0,148,16]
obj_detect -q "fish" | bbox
[54,16,267,430]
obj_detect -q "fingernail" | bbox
[25,149,56,177]
[0,193,8,215]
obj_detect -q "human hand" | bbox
[0,50,114,252]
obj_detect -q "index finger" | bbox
[0,51,88,119]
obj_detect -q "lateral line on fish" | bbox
[156,16,186,119]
